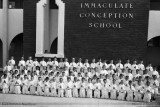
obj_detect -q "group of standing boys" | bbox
[0,56,160,103]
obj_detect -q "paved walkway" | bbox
[0,94,159,107]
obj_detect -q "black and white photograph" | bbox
[0,0,160,107]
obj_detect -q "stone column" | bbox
[36,0,50,55]
[2,0,9,66]
[56,0,65,57]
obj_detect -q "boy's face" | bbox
[21,57,24,60]
[138,81,141,85]
[82,78,85,82]
[92,59,95,63]
[48,58,51,61]
[11,57,14,60]
[113,80,115,84]
[85,59,88,63]
[54,58,57,61]
[74,78,77,82]
[24,76,27,79]
[60,78,63,82]
[72,58,75,62]
[29,57,32,60]
[146,82,150,86]
[68,78,71,82]
[60,58,63,62]
[17,76,20,79]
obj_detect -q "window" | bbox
[9,0,23,9]
[0,0,2,9]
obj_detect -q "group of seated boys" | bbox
[0,56,160,103]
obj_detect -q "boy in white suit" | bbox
[65,77,73,98]
[118,80,126,100]
[126,80,135,101]
[87,78,94,98]
[58,78,66,97]
[143,81,154,102]
[110,79,118,100]
[134,80,143,102]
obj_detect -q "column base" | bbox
[35,53,64,58]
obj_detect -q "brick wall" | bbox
[23,0,39,59]
[23,0,150,63]
[63,0,150,63]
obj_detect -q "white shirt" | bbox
[138,64,145,70]
[83,63,90,68]
[94,83,102,90]
[96,62,103,68]
[100,70,108,75]
[47,61,52,66]
[52,61,59,66]
[58,82,66,89]
[18,60,26,66]
[66,81,73,89]
[70,62,77,68]
[116,63,124,69]
[9,59,15,66]
[76,62,83,68]
[50,82,57,89]
[90,63,96,68]
[124,63,132,69]
[108,64,116,70]
[152,70,159,78]
[127,73,133,80]
[73,82,80,88]
[26,60,33,66]
[131,64,138,70]
[87,83,94,89]
[22,79,29,86]
[64,62,70,68]
[118,84,126,92]
[33,61,40,67]
[40,61,47,67]
[146,66,153,71]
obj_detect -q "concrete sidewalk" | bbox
[0,94,159,107]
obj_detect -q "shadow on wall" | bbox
[147,36,160,71]
[9,33,23,65]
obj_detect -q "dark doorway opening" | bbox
[50,38,57,54]
[147,36,160,70]
[9,33,23,64]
